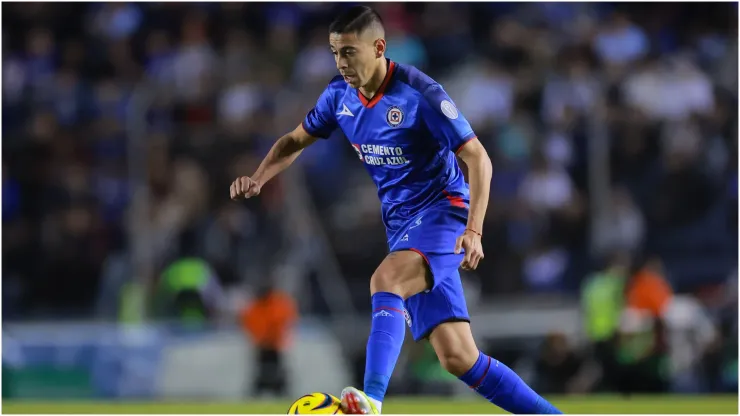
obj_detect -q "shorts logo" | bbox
[409,216,423,229]
[352,144,363,160]
[440,100,459,120]
[403,308,412,327]
[386,106,404,128]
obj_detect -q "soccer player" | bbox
[230,6,562,415]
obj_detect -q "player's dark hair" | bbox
[329,6,384,36]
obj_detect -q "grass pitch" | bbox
[3,395,737,414]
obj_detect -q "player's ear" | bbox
[374,38,386,57]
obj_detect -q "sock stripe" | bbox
[462,354,563,414]
[373,306,404,315]
[469,355,492,390]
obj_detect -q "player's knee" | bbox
[437,347,479,377]
[430,322,480,377]
[370,268,426,299]
[370,269,409,298]
[370,252,429,298]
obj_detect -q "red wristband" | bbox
[465,228,482,237]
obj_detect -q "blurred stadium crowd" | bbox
[2,2,737,396]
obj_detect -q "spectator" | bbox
[593,12,648,67]
[534,333,589,394]
[240,278,298,397]
[581,252,630,391]
[542,54,600,124]
[382,3,427,70]
[292,29,336,86]
[523,238,570,292]
[90,3,143,41]
[594,186,645,255]
[448,58,515,130]
[626,256,673,318]
[623,56,714,121]
[613,308,669,394]
[172,11,217,103]
[519,152,575,215]
[154,256,226,324]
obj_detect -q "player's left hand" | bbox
[454,229,484,271]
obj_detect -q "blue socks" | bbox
[363,292,406,402]
[459,352,562,414]
[363,293,561,414]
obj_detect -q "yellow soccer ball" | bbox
[288,392,344,414]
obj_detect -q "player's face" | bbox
[329,32,382,89]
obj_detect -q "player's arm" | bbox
[454,138,492,271]
[456,138,492,236]
[230,125,318,200]
[421,84,491,270]
[231,85,338,200]
[420,84,493,234]
[255,126,318,187]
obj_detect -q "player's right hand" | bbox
[230,176,261,200]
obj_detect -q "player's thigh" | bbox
[370,250,431,298]
[428,321,480,376]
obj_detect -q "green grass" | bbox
[3,396,737,414]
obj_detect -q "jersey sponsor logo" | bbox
[353,143,410,166]
[440,100,459,120]
[338,103,354,117]
[386,105,404,127]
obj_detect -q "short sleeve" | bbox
[420,84,477,153]
[302,86,338,139]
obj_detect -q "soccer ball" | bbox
[288,392,344,414]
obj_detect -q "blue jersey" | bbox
[302,60,476,242]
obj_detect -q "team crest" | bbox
[386,106,404,128]
[352,144,363,160]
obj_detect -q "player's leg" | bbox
[428,317,563,414]
[342,250,430,414]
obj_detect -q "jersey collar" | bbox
[358,59,396,109]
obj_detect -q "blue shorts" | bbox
[388,204,471,341]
